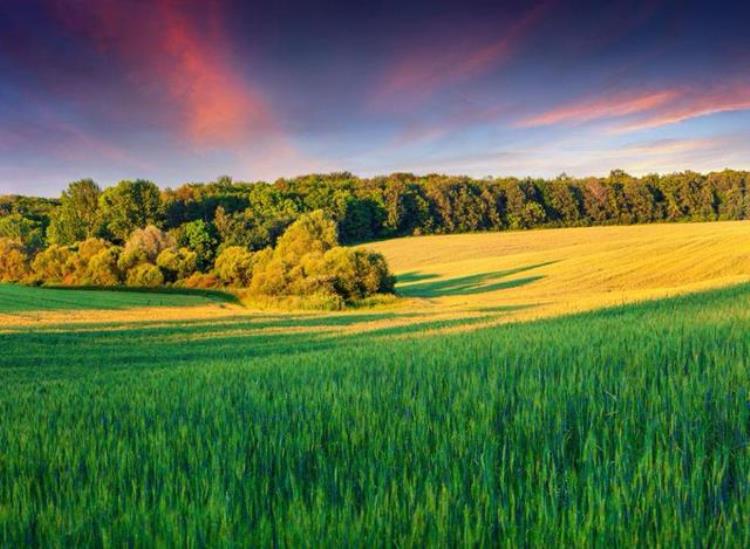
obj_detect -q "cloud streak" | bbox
[51,0,276,144]
[371,2,554,108]
[518,90,679,127]
[519,81,750,132]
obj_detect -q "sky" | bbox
[1,0,750,196]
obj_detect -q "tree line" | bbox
[1,169,748,299]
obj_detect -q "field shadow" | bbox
[396,272,440,285]
[398,261,555,298]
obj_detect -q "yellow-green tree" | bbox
[0,238,30,282]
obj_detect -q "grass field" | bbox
[2,284,750,545]
[2,221,750,545]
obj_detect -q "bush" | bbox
[126,263,164,287]
[214,246,255,287]
[179,272,221,289]
[321,247,395,300]
[31,245,75,284]
[156,247,197,283]
[275,210,338,261]
[66,238,110,284]
[119,225,175,271]
[246,210,396,303]
[247,248,289,296]
[86,247,122,286]
[0,238,30,282]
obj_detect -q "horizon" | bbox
[2,0,750,196]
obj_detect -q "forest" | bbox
[1,169,748,302]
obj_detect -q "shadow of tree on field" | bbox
[398,261,555,298]
[0,308,530,373]
[396,272,440,285]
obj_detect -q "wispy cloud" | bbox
[614,84,750,132]
[51,0,276,144]
[518,90,679,127]
[519,81,750,132]
[370,2,554,108]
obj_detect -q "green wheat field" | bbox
[1,283,749,546]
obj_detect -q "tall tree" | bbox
[99,180,161,242]
[48,179,102,245]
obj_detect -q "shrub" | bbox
[66,238,110,284]
[179,272,221,289]
[86,247,122,286]
[320,247,395,300]
[214,246,255,287]
[126,263,164,287]
[0,238,30,282]
[248,248,289,296]
[31,245,75,283]
[119,225,175,271]
[156,247,197,283]
[247,211,396,303]
[274,210,338,262]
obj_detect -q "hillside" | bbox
[370,220,750,323]
[3,221,749,333]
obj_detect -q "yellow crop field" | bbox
[368,220,750,324]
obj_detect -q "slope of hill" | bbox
[2,221,748,332]
[369,220,750,323]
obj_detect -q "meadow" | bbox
[2,281,750,545]
[2,221,750,546]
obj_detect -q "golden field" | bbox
[367,220,750,324]
[2,221,749,332]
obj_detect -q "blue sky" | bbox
[1,0,750,195]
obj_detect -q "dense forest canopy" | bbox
[1,169,749,302]
[3,170,749,254]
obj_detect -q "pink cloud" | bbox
[371,2,554,108]
[614,84,750,132]
[51,0,277,144]
[519,81,750,132]
[518,89,679,127]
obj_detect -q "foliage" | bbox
[118,225,176,272]
[0,238,30,282]
[98,180,161,242]
[85,246,122,286]
[31,244,75,284]
[0,213,45,251]
[179,219,218,270]
[274,209,338,261]
[213,246,255,287]
[125,262,164,287]
[179,272,221,289]
[156,247,198,283]
[320,247,395,300]
[47,179,101,245]
[248,211,393,302]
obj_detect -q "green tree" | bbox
[99,180,161,242]
[179,219,218,270]
[86,247,122,286]
[275,210,338,261]
[0,213,45,251]
[118,225,175,272]
[48,179,102,245]
[31,245,75,284]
